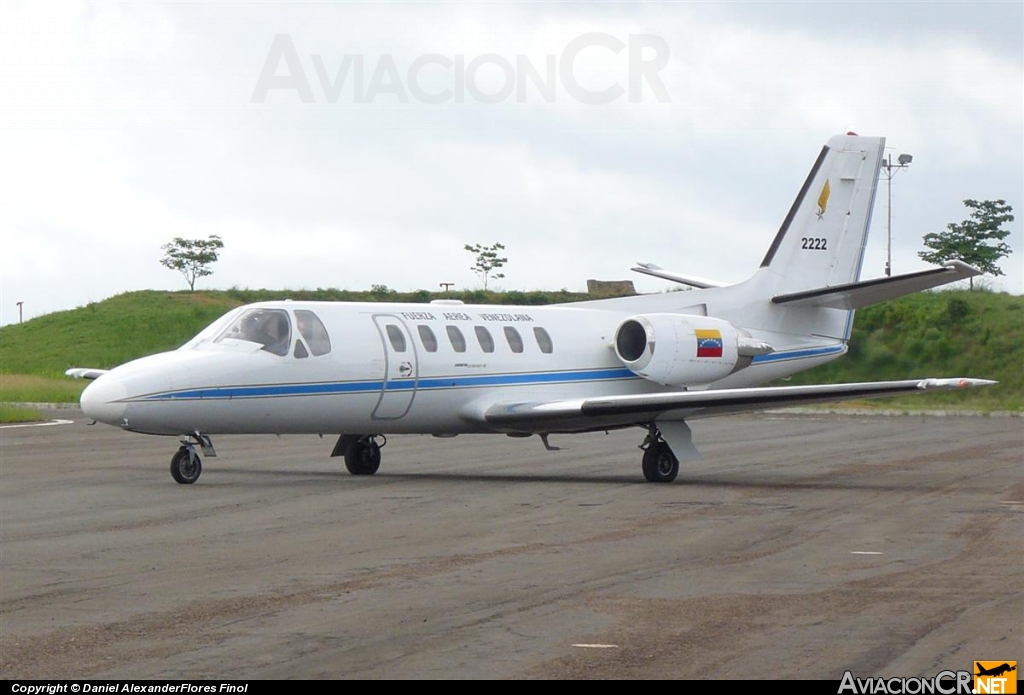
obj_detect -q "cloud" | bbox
[0,1,1020,325]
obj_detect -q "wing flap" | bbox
[483,378,995,431]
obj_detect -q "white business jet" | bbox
[69,133,994,484]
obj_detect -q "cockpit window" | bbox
[215,308,291,356]
[180,306,247,350]
[295,310,332,356]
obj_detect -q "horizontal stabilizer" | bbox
[484,378,996,431]
[65,368,109,380]
[771,261,982,310]
[631,262,726,289]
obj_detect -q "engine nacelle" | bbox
[614,314,742,386]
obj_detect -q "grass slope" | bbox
[0,405,45,423]
[786,291,1023,410]
[1,291,240,377]
[0,288,1020,409]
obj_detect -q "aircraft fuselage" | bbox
[80,298,843,436]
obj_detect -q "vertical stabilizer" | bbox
[752,133,885,340]
[760,134,885,293]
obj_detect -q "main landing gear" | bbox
[331,434,385,476]
[170,432,216,484]
[640,426,680,483]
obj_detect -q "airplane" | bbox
[975,663,1016,678]
[68,133,996,485]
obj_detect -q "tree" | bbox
[464,242,507,290]
[160,235,224,291]
[919,200,1014,291]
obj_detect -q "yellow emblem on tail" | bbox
[816,179,830,220]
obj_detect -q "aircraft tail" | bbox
[740,133,886,341]
[759,133,885,295]
[582,133,973,343]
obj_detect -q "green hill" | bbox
[786,290,1023,411]
[1,291,240,377]
[0,288,1020,410]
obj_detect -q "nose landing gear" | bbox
[170,432,216,484]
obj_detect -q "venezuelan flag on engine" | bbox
[695,329,723,358]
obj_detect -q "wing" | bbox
[481,378,995,432]
[65,368,110,380]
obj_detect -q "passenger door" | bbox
[371,315,418,420]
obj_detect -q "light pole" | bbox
[881,152,913,276]
[16,301,23,323]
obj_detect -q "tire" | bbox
[344,438,381,476]
[642,442,679,483]
[170,447,202,484]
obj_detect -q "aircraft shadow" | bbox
[210,467,946,493]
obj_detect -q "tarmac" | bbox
[1,409,1020,679]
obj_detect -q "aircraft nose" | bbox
[80,376,127,425]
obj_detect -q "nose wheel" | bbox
[170,446,202,484]
[170,432,216,484]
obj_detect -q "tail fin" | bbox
[739,134,885,341]
[760,134,885,295]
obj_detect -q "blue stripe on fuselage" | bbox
[133,347,845,402]
[137,368,638,401]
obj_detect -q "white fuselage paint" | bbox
[80,296,846,437]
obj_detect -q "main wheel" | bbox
[642,441,679,483]
[170,447,202,484]
[344,438,381,476]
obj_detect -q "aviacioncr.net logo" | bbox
[838,670,974,694]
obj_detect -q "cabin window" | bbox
[446,325,467,353]
[385,325,407,352]
[417,325,438,353]
[504,326,524,354]
[215,308,291,357]
[533,326,553,354]
[294,310,331,356]
[294,341,309,359]
[474,326,495,353]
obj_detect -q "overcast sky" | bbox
[1,0,1021,326]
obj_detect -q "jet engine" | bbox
[614,314,768,386]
